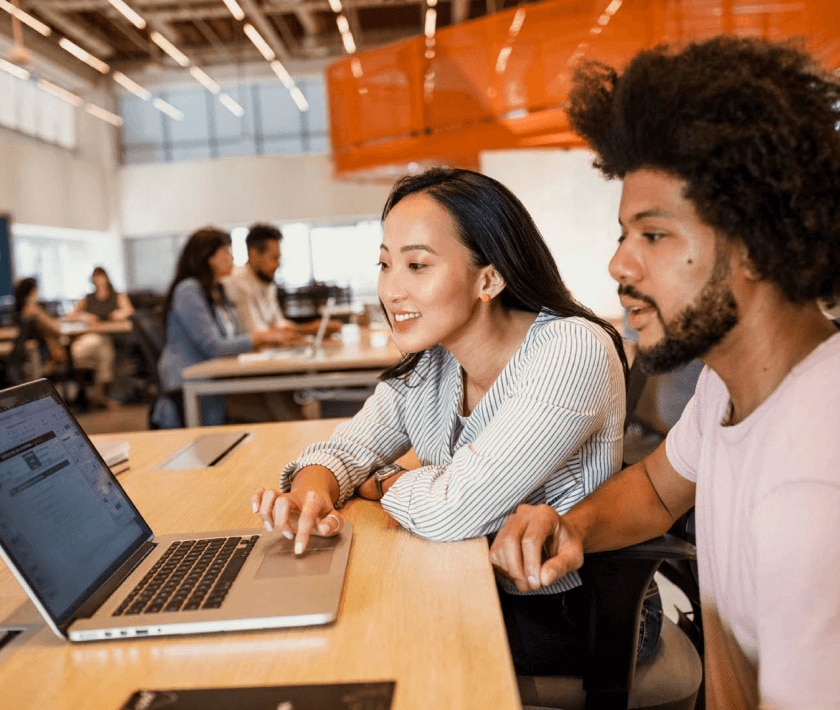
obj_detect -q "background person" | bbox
[251,167,654,675]
[152,227,298,428]
[490,36,840,708]
[222,222,335,421]
[66,266,134,408]
[12,276,68,376]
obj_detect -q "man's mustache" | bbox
[617,284,657,308]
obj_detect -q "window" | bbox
[118,75,329,165]
[0,71,77,150]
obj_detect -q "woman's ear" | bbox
[481,266,506,298]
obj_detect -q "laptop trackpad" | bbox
[256,535,336,578]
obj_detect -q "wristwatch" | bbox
[374,463,404,498]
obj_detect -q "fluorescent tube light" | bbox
[327,0,343,13]
[0,0,51,37]
[222,0,245,21]
[0,56,29,80]
[189,66,220,94]
[150,30,190,67]
[341,32,356,55]
[424,8,436,38]
[112,71,151,100]
[38,79,83,107]
[242,23,275,61]
[152,97,184,120]
[58,38,110,74]
[85,103,124,126]
[270,59,293,89]
[218,92,244,117]
[106,0,146,29]
[289,86,309,112]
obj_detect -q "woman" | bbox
[12,277,68,376]
[153,227,298,428]
[67,266,134,408]
[252,168,657,673]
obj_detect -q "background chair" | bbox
[517,531,703,710]
[130,308,167,427]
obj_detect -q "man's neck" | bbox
[705,291,836,424]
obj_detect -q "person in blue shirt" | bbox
[152,227,297,427]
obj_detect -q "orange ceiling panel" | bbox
[328,0,840,179]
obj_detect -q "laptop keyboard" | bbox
[113,535,260,616]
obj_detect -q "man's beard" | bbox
[626,251,739,375]
[254,268,275,284]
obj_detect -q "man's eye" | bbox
[643,232,666,242]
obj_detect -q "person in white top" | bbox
[222,223,335,422]
[223,223,340,338]
[490,36,840,708]
[250,167,655,675]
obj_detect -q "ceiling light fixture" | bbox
[113,70,151,100]
[0,0,51,37]
[269,59,293,88]
[221,0,245,21]
[85,103,124,126]
[242,23,275,61]
[327,0,343,13]
[189,66,220,94]
[106,0,146,30]
[424,8,436,38]
[37,78,83,106]
[218,92,244,116]
[58,37,110,74]
[289,86,309,112]
[0,56,29,80]
[152,97,184,120]
[150,30,191,67]
[341,32,356,55]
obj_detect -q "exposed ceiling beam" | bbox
[27,3,115,58]
[451,0,470,25]
[238,0,291,59]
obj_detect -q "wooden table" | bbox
[181,334,402,427]
[0,421,520,709]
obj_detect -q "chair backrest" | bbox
[517,532,703,710]
[130,309,166,385]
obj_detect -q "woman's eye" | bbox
[376,261,389,270]
[408,262,426,271]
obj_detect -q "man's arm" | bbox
[490,442,696,592]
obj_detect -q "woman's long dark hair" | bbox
[162,227,231,321]
[91,266,115,296]
[13,277,38,316]
[379,167,628,382]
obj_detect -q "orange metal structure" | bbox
[327,0,840,179]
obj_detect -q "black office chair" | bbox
[517,532,703,710]
[130,309,168,427]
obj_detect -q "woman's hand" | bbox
[251,486,342,555]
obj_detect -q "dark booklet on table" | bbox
[120,681,395,710]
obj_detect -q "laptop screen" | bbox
[0,380,151,627]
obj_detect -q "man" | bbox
[490,36,840,708]
[224,223,340,338]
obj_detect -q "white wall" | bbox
[118,153,393,237]
[481,148,624,319]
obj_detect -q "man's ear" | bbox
[737,243,762,282]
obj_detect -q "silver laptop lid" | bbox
[0,379,152,634]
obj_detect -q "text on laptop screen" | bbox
[0,388,150,626]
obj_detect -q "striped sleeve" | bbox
[381,318,625,542]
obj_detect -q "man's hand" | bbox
[489,504,585,592]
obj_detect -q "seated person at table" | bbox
[251,167,654,674]
[66,266,134,408]
[489,36,840,707]
[12,276,68,376]
[223,222,341,338]
[152,227,300,428]
[222,222,338,421]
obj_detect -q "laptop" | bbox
[240,296,337,362]
[0,378,353,643]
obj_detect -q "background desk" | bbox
[0,421,520,709]
[181,337,402,427]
